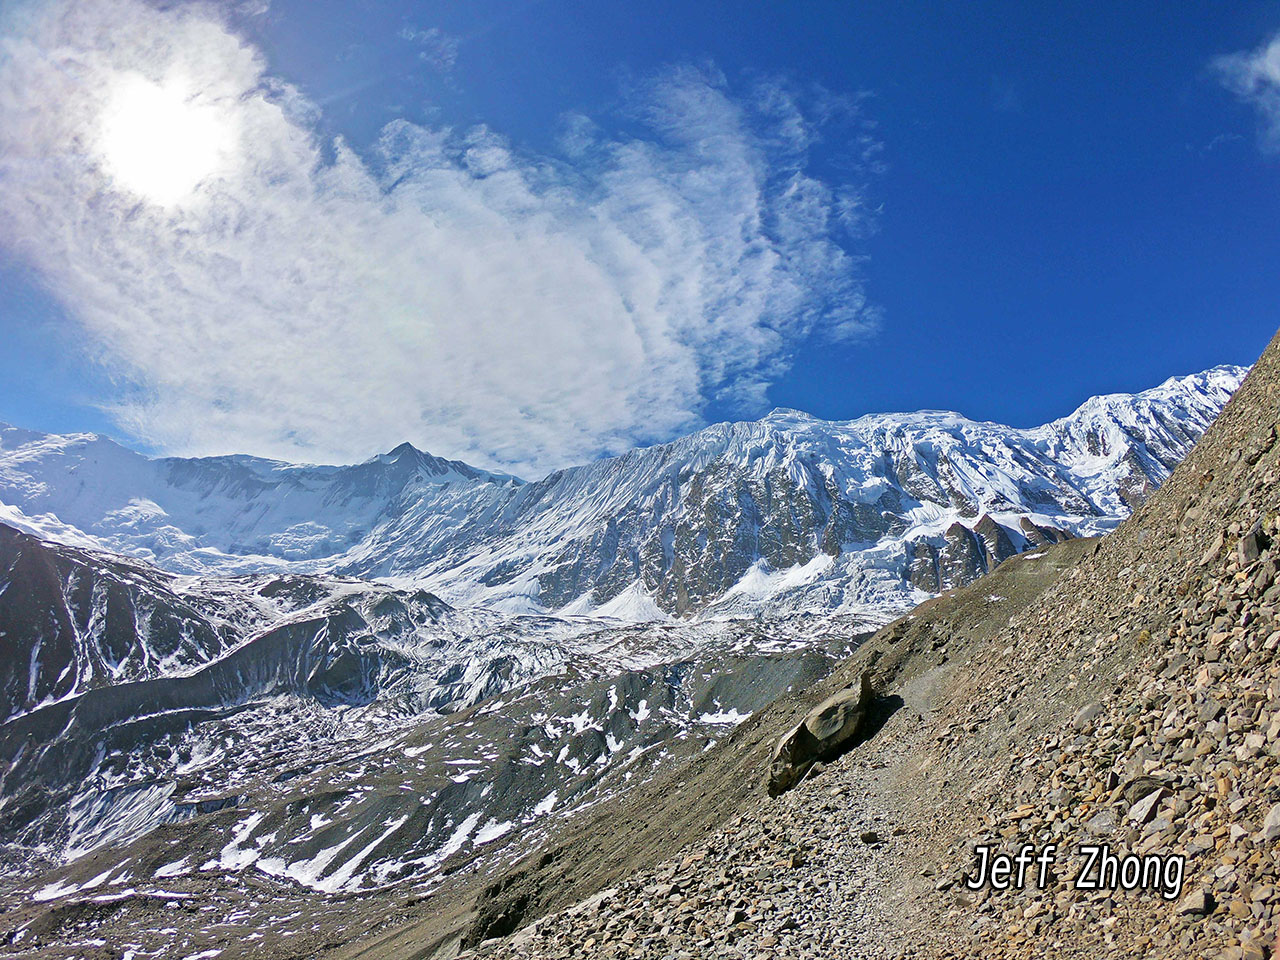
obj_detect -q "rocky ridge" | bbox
[889,328,1280,957]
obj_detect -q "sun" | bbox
[98,75,236,207]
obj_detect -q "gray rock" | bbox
[1127,788,1167,825]
[974,514,1018,572]
[1260,803,1280,841]
[938,523,987,591]
[1072,701,1104,730]
[906,540,940,593]
[1084,809,1117,836]
[767,671,875,796]
[1238,522,1267,566]
[1177,888,1214,916]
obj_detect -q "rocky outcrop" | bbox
[938,522,987,590]
[907,540,941,592]
[1114,445,1158,508]
[907,515,1077,592]
[767,671,875,796]
[973,513,1017,571]
[1018,516,1072,547]
[0,524,243,722]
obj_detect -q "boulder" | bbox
[1072,701,1103,730]
[1177,888,1214,916]
[1239,520,1270,567]
[767,671,875,796]
[1126,787,1167,825]
[1261,803,1280,842]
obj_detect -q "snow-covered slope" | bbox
[0,365,1245,619]
[0,521,866,904]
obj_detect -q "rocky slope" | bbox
[0,358,1256,960]
[400,330,1280,960]
[415,537,1097,960]
[0,366,1243,619]
[887,326,1280,958]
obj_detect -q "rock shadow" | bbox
[844,693,904,753]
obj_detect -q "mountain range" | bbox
[0,358,1260,959]
[0,364,1246,621]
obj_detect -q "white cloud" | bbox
[398,26,459,73]
[1214,32,1280,152]
[0,0,879,476]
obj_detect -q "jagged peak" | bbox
[375,441,425,464]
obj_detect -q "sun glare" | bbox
[98,75,234,207]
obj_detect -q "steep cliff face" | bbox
[0,367,1245,618]
[0,525,255,722]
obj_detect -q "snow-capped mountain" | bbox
[0,521,864,904]
[0,365,1246,620]
[0,364,1248,948]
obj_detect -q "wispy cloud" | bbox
[0,0,880,476]
[1214,31,1280,152]
[398,25,459,73]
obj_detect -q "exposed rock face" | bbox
[906,514,1072,592]
[768,671,875,796]
[938,522,987,590]
[1018,516,1073,547]
[0,525,251,722]
[907,540,940,592]
[973,513,1017,571]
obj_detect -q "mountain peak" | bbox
[381,441,423,462]
[762,407,817,422]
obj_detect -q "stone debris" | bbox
[464,726,919,960]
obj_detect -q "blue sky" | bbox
[0,0,1277,474]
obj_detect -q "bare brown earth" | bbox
[345,327,1280,959]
